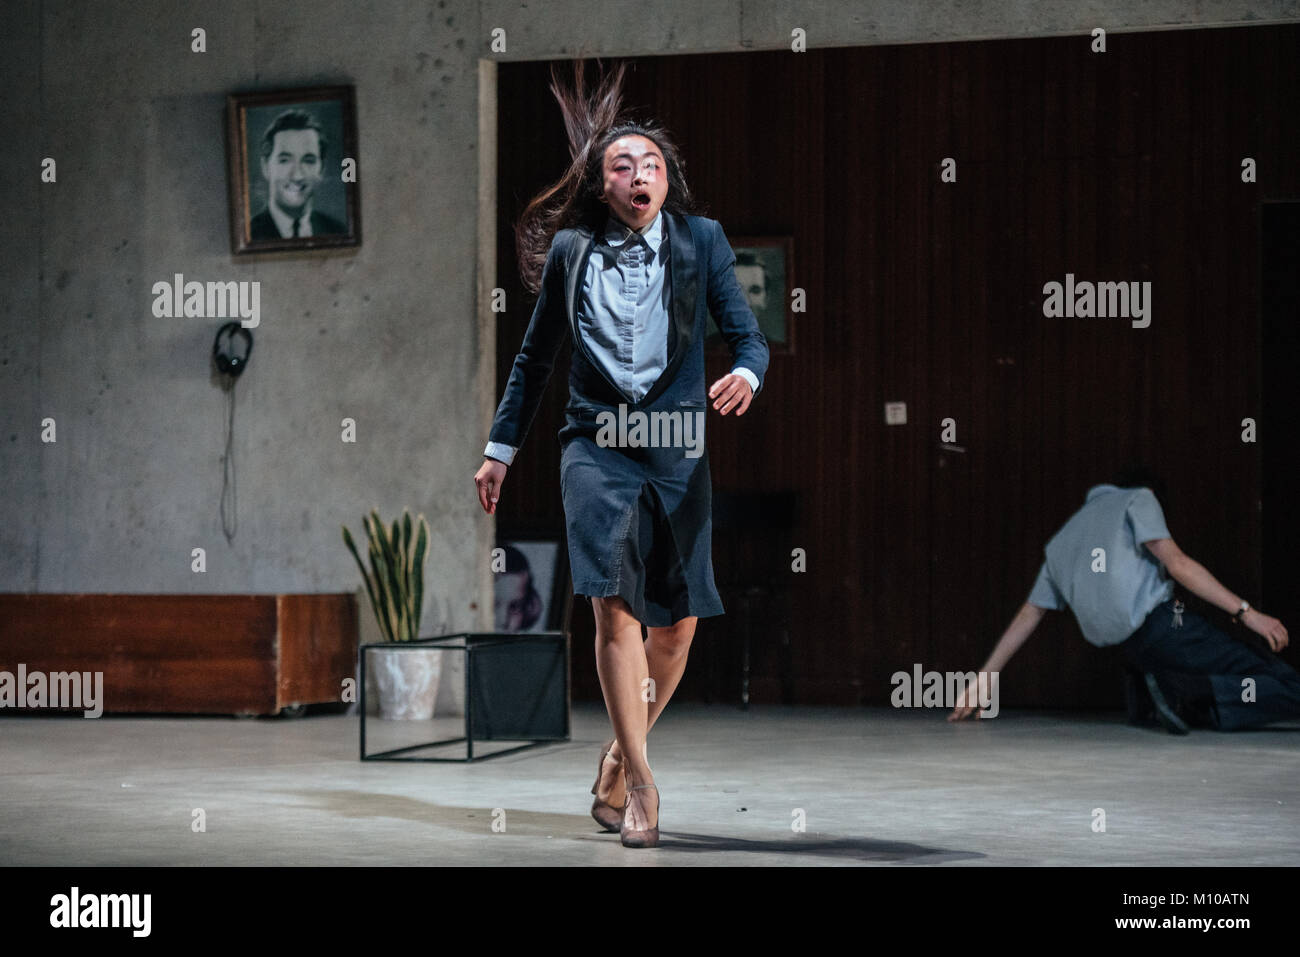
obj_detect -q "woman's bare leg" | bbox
[606,615,697,766]
[593,596,657,829]
[592,596,650,777]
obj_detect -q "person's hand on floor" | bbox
[947,675,986,722]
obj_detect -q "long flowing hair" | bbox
[514,59,703,295]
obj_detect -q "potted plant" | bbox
[342,508,440,720]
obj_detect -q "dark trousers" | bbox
[1121,598,1300,730]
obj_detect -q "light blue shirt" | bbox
[1027,484,1176,647]
[484,210,759,466]
[582,208,671,402]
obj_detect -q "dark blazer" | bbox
[489,210,769,450]
[488,209,770,625]
[248,207,346,241]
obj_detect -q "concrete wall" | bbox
[1,1,1294,641]
[0,0,490,648]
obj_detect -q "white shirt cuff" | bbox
[483,441,517,466]
[731,366,760,396]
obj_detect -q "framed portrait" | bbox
[706,236,795,355]
[225,85,361,255]
[493,537,572,634]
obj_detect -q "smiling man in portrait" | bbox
[249,109,346,241]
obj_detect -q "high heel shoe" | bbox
[620,783,659,848]
[590,739,625,832]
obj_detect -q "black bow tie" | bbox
[599,229,657,266]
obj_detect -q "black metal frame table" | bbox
[359,631,570,762]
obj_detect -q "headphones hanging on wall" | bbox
[212,321,254,378]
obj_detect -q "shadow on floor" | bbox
[279,789,982,863]
[635,831,981,863]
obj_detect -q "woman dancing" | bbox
[474,60,769,848]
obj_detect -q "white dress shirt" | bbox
[267,200,314,238]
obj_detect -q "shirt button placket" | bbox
[620,242,640,398]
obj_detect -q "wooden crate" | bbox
[0,593,358,716]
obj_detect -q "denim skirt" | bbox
[559,428,724,627]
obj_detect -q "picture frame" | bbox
[706,235,795,355]
[493,536,573,634]
[225,85,361,255]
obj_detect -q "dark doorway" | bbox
[1261,202,1300,661]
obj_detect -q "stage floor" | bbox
[2,703,1297,866]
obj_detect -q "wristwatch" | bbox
[1233,601,1251,625]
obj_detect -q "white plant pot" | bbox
[373,648,442,720]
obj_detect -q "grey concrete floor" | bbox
[2,703,1298,866]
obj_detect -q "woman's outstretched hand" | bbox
[708,373,754,416]
[475,458,508,515]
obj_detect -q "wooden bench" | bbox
[0,594,357,716]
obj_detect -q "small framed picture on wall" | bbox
[226,85,361,255]
[706,235,795,355]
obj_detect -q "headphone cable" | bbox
[220,376,238,544]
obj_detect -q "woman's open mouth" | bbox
[631,192,651,209]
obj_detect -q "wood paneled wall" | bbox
[494,26,1300,707]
